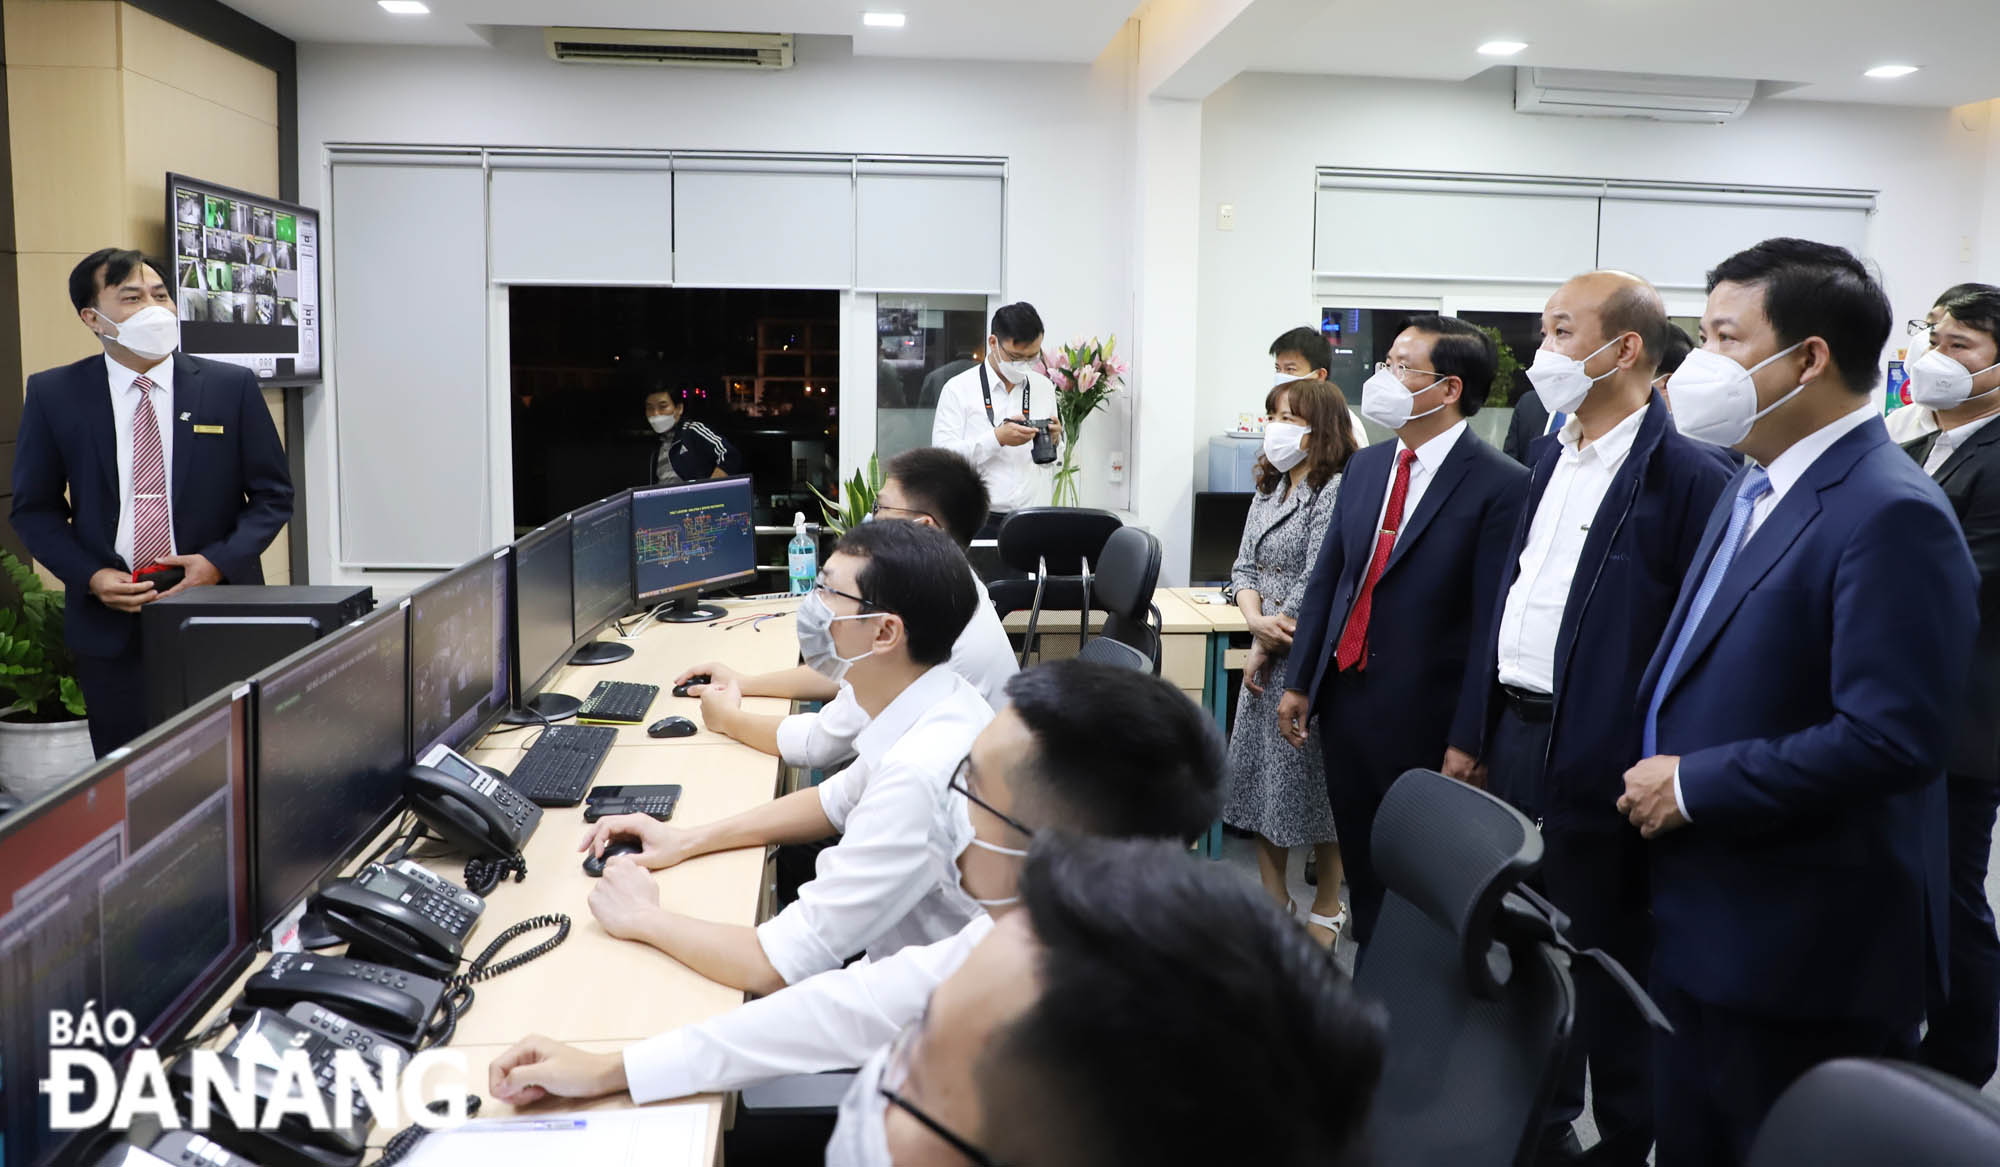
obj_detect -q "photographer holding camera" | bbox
[932,302,1064,535]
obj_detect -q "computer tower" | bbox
[141,586,374,727]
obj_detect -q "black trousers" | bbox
[1484,699,1553,823]
[1653,985,1916,1167]
[1920,773,2000,1088]
[73,645,148,758]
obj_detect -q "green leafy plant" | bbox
[0,551,86,722]
[809,452,883,538]
[1476,324,1524,408]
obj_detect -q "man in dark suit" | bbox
[11,249,292,756]
[1900,283,2000,1090]
[1277,315,1528,946]
[1474,271,1733,1164]
[1619,239,1977,1166]
[1502,385,1552,465]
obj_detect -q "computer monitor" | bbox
[1190,492,1255,586]
[410,549,512,758]
[632,475,756,623]
[251,605,409,932]
[167,171,320,383]
[505,518,579,723]
[569,491,635,666]
[0,689,253,1167]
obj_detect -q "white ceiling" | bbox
[1260,0,2000,108]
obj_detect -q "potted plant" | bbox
[1038,336,1127,508]
[810,452,883,538]
[0,550,92,801]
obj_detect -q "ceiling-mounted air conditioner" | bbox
[1514,67,1756,123]
[545,27,794,69]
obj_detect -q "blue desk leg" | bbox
[1200,631,1229,859]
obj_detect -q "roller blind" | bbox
[671,158,854,288]
[855,161,1004,293]
[490,162,674,284]
[1596,197,1872,289]
[1313,184,1599,282]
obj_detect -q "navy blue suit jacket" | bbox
[1472,394,1734,829]
[1642,415,1974,1025]
[1286,425,1528,788]
[11,353,293,658]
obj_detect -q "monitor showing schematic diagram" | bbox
[632,475,756,610]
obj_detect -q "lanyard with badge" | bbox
[978,360,1029,427]
[980,361,1056,465]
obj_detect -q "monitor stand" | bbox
[570,638,635,665]
[499,691,581,726]
[658,593,727,623]
[295,911,345,951]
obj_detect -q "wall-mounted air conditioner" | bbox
[545,28,794,69]
[1514,67,1756,123]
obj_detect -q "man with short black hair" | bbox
[489,661,1227,1109]
[1901,282,2000,1090]
[1653,323,1694,398]
[1269,325,1369,449]
[680,446,1015,764]
[1279,314,1527,946]
[932,302,1062,535]
[12,248,291,755]
[1620,239,1977,1164]
[580,520,990,995]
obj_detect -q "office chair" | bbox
[1747,1058,2000,1166]
[988,508,1122,666]
[1356,769,1668,1167]
[1091,526,1163,672]
[1077,633,1151,672]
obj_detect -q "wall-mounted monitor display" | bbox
[168,172,321,383]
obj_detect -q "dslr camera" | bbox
[1028,419,1058,465]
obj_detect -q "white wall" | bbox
[1195,69,1996,489]
[294,30,1136,584]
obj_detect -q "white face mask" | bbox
[796,590,883,681]
[948,791,1028,910]
[96,304,180,361]
[1261,421,1311,472]
[1526,334,1624,416]
[1360,366,1448,431]
[1907,347,2000,411]
[1665,342,1808,448]
[648,413,679,434]
[1907,324,1935,365]
[1272,370,1317,388]
[825,1044,895,1167]
[991,344,1036,385]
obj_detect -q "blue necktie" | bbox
[1546,410,1567,436]
[1642,468,1773,755]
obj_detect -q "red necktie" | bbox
[1335,448,1417,672]
[130,375,172,569]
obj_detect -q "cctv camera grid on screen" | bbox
[171,177,320,381]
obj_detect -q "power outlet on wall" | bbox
[1217,203,1235,231]
[1108,451,1126,484]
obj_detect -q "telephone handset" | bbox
[309,861,486,981]
[405,743,541,860]
[238,952,444,1050]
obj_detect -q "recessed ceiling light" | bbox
[1478,40,1528,57]
[378,0,429,13]
[1865,64,1919,79]
[863,12,906,28]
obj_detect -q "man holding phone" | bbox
[931,302,1063,536]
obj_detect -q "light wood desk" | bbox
[998,588,1212,703]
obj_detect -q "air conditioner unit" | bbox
[545,28,794,69]
[1514,67,1755,123]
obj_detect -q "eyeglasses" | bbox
[813,573,878,611]
[1374,361,1446,384]
[950,755,1035,840]
[880,1015,1005,1167]
[1908,318,1936,337]
[870,500,935,524]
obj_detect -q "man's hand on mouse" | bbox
[674,660,738,694]
[698,679,743,729]
[588,858,664,942]
[577,814,697,871]
[489,1034,626,1105]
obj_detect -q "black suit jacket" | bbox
[1905,420,2000,781]
[1286,427,1529,788]
[11,352,293,657]
[1502,393,1551,465]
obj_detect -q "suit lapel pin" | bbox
[179,412,191,421]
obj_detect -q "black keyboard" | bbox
[576,680,660,725]
[509,724,618,806]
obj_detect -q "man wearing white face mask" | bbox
[486,663,1223,1149]
[1884,286,1983,443]
[11,248,291,756]
[1471,271,1733,1164]
[931,302,1062,536]
[1268,325,1370,449]
[1617,239,1977,1166]
[643,385,743,485]
[1899,284,2000,1091]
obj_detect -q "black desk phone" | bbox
[239,952,444,1050]
[582,783,682,822]
[149,1130,259,1167]
[167,1005,397,1167]
[406,743,541,859]
[310,860,485,980]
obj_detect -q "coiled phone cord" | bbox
[461,852,526,897]
[421,912,572,1049]
[375,1093,482,1166]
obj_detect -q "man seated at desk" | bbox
[679,446,1015,767]
[579,520,991,994]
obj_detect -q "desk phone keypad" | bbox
[150,1131,251,1167]
[469,770,537,830]
[286,1002,390,1060]
[266,950,413,992]
[584,794,678,822]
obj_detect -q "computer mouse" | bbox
[671,675,710,698]
[583,836,645,877]
[648,716,698,739]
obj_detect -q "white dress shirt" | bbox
[106,354,177,570]
[1924,413,2000,476]
[931,360,1056,514]
[1375,419,1468,547]
[755,666,993,986]
[774,577,1015,768]
[625,914,992,1103]
[1496,406,1647,694]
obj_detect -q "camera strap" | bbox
[979,359,1029,427]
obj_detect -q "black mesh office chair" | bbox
[1077,634,1151,672]
[1356,769,1668,1167]
[989,508,1123,666]
[1092,526,1163,671]
[1748,1059,2000,1166]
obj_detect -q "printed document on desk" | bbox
[403,1105,707,1167]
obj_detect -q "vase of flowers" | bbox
[1038,336,1126,508]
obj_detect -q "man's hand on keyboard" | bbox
[578,814,697,871]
